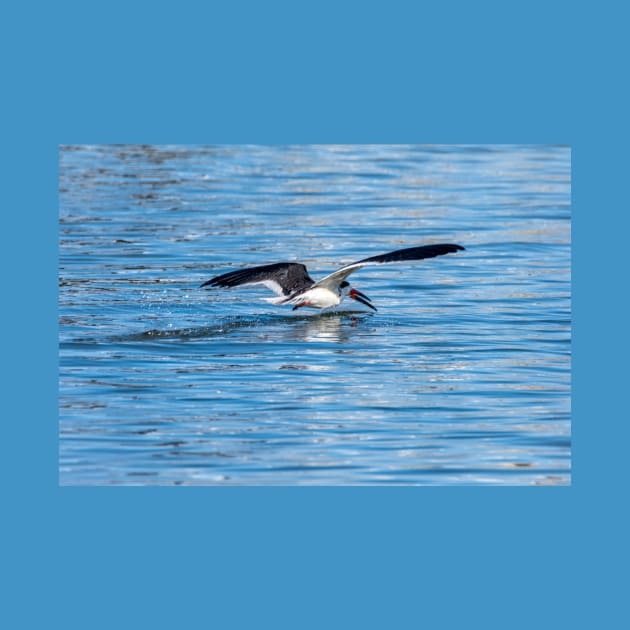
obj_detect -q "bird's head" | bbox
[339,281,377,311]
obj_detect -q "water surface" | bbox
[59,144,571,485]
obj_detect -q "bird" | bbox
[200,243,465,312]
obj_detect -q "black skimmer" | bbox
[201,243,465,311]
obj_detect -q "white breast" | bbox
[294,287,341,309]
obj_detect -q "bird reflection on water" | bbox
[124,310,372,346]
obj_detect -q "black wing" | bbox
[313,244,465,290]
[353,244,464,266]
[201,262,314,297]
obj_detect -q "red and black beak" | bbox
[349,288,377,311]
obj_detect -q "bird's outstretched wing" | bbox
[201,262,314,297]
[313,244,465,291]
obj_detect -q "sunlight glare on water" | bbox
[59,145,571,485]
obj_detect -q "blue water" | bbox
[59,145,571,485]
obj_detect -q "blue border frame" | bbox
[4,2,627,628]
